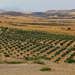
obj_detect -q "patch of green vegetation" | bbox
[1,26,75,41]
[0,54,2,57]
[5,54,10,57]
[3,60,23,64]
[33,60,45,65]
[21,23,70,26]
[66,58,75,63]
[40,67,51,71]
[0,61,2,64]
[0,27,75,63]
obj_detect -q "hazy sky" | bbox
[0,0,75,12]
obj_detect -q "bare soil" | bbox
[0,60,75,75]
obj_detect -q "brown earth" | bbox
[0,60,75,75]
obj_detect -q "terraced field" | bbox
[0,27,75,63]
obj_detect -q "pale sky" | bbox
[0,0,75,12]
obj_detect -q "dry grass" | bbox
[0,17,75,35]
[0,23,75,35]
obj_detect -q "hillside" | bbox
[29,12,72,18]
[46,9,75,13]
[0,9,75,19]
[0,9,5,11]
[0,11,26,16]
[29,9,75,19]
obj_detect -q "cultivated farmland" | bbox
[0,27,75,63]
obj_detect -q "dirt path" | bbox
[0,61,75,75]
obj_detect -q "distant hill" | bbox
[3,6,24,11]
[46,9,75,13]
[29,12,71,17]
[0,9,5,11]
[28,12,48,17]
[0,11,26,16]
[0,9,75,19]
[29,9,75,19]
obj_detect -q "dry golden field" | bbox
[0,17,75,35]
